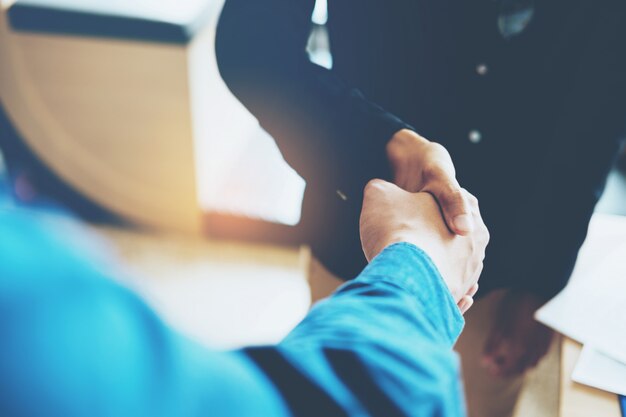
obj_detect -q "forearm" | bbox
[289,243,463,346]
[246,243,466,417]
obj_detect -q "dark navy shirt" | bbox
[216,0,626,297]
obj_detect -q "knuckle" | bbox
[445,188,466,208]
[386,136,409,162]
[461,188,479,207]
[481,224,491,244]
[468,193,479,207]
[423,165,449,185]
[429,142,450,156]
[364,178,386,194]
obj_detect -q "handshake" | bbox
[359,179,490,314]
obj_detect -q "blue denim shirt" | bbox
[0,208,465,417]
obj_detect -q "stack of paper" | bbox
[572,347,626,397]
[536,214,626,397]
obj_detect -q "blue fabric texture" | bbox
[0,208,465,417]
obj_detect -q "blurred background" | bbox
[0,0,339,236]
[0,0,331,350]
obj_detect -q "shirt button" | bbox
[476,63,489,76]
[469,130,482,144]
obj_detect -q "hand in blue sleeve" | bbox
[0,179,488,417]
[248,242,466,417]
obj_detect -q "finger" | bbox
[467,190,490,252]
[393,164,408,189]
[464,189,480,213]
[461,262,482,298]
[403,162,425,193]
[467,283,479,298]
[457,297,468,314]
[472,262,484,286]
[458,295,474,315]
[424,178,473,235]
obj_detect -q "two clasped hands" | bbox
[362,128,488,315]
[365,128,552,378]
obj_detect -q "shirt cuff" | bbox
[357,242,464,346]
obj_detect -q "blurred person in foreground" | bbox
[215,2,626,414]
[0,180,488,417]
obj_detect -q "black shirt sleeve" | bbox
[215,0,411,193]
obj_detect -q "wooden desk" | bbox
[40,215,313,349]
[560,338,621,417]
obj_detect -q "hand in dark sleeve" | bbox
[215,0,476,238]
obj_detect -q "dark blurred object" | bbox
[0,103,120,222]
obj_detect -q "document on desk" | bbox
[536,214,626,365]
[573,346,626,397]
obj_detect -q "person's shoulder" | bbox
[0,209,105,294]
[0,208,51,264]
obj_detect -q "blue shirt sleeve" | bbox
[0,209,465,417]
[0,209,291,417]
[248,242,466,417]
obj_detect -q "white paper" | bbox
[572,346,626,396]
[536,214,626,364]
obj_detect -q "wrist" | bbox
[382,233,441,267]
[362,242,464,344]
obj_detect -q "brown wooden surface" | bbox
[560,338,621,417]
[62,218,312,349]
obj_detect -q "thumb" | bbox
[424,179,473,235]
